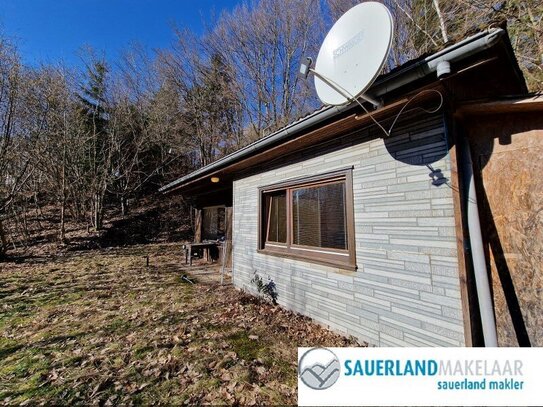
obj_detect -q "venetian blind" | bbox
[292,182,347,249]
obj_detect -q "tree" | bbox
[77,56,112,230]
[0,38,26,257]
[326,0,541,92]
[159,31,244,167]
[24,66,86,242]
[207,0,324,138]
[180,54,244,166]
[1,0,541,258]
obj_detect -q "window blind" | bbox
[292,182,346,249]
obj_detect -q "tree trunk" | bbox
[59,200,66,243]
[193,208,202,243]
[33,192,44,231]
[11,208,27,248]
[59,197,66,243]
[93,193,103,230]
[0,218,8,259]
[21,202,30,240]
[432,0,449,43]
[59,145,66,243]
[121,196,128,216]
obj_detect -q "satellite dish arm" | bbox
[309,69,352,101]
[300,58,383,108]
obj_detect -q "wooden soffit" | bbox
[455,94,543,117]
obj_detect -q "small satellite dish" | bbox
[314,1,393,106]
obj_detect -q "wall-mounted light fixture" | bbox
[211,176,220,183]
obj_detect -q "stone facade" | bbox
[232,113,465,346]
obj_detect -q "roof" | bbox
[160,27,526,195]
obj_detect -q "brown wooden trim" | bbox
[225,207,233,241]
[194,208,202,243]
[446,111,473,347]
[202,204,226,209]
[345,169,356,262]
[257,248,357,272]
[265,195,272,242]
[257,188,262,249]
[258,168,352,252]
[287,187,292,250]
[258,167,354,192]
[257,168,357,270]
[455,94,543,116]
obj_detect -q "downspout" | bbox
[460,135,498,347]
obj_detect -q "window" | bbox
[258,169,356,270]
[202,206,226,240]
[265,191,287,243]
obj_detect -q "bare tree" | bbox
[457,0,542,91]
[0,38,27,257]
[158,30,244,167]
[206,0,324,137]
[24,65,87,242]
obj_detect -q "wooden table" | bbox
[184,242,220,266]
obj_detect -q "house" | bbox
[160,27,543,347]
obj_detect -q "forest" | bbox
[1,0,541,258]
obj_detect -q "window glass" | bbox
[202,207,226,240]
[292,182,346,249]
[267,191,287,243]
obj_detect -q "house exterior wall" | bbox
[467,111,543,347]
[232,113,466,346]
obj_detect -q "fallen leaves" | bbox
[0,243,362,405]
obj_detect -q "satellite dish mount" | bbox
[299,56,382,108]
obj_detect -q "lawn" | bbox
[0,244,357,405]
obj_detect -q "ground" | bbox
[0,243,358,405]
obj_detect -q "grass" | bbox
[227,331,267,361]
[0,243,358,405]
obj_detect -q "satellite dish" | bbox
[314,1,393,106]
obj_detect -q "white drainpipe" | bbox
[461,136,498,346]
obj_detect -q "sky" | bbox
[0,0,240,68]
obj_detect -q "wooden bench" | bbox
[184,242,220,266]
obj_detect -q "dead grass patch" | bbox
[1,243,360,405]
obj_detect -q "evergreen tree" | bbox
[77,60,112,230]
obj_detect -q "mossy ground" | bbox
[0,243,358,405]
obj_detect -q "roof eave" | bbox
[160,27,513,194]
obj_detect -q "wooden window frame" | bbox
[258,168,356,271]
[264,191,287,245]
